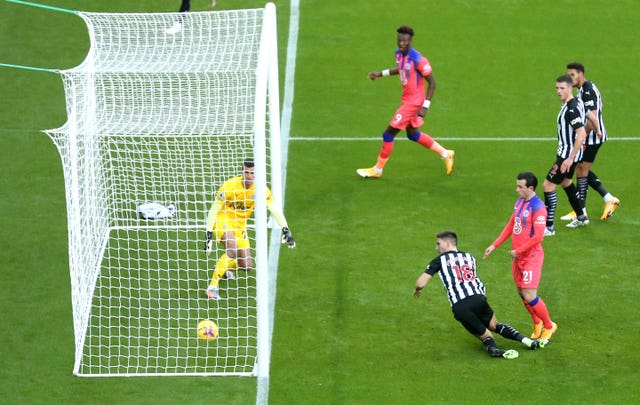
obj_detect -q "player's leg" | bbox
[356,125,400,178]
[234,230,253,271]
[165,0,191,34]
[520,288,557,341]
[575,161,590,214]
[454,296,518,359]
[489,315,541,350]
[562,173,589,228]
[406,126,454,175]
[513,258,544,338]
[588,171,620,220]
[206,230,239,299]
[542,165,560,235]
[584,144,620,219]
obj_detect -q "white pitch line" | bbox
[290,136,640,141]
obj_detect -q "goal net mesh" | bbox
[46,8,276,377]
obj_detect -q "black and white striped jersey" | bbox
[424,250,486,306]
[578,80,607,145]
[556,97,585,161]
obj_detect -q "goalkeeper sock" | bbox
[210,254,237,288]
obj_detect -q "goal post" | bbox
[45,3,282,377]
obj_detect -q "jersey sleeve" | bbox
[567,100,585,129]
[491,212,515,249]
[417,55,432,77]
[581,83,598,111]
[425,257,441,276]
[265,186,274,206]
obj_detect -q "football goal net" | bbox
[44,3,282,377]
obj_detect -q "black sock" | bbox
[495,323,525,342]
[544,191,558,228]
[588,170,608,198]
[577,177,588,208]
[482,337,497,352]
[563,184,585,218]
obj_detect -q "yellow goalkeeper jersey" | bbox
[214,175,274,228]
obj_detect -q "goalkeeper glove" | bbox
[281,227,296,248]
[204,231,213,254]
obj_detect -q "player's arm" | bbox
[561,125,587,173]
[413,273,432,298]
[513,217,546,256]
[483,214,515,259]
[581,89,603,139]
[368,68,399,80]
[418,73,436,117]
[585,109,602,139]
[267,202,296,248]
[204,202,222,253]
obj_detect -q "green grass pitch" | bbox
[2,0,639,403]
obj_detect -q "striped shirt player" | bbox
[541,74,589,234]
[555,96,585,163]
[563,62,620,222]
[428,250,485,306]
[484,172,557,342]
[356,25,454,179]
[579,80,607,145]
[414,231,541,358]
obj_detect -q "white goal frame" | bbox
[45,3,281,378]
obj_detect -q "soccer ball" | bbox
[197,319,219,341]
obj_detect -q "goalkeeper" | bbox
[204,158,295,300]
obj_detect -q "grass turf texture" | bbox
[1,0,639,404]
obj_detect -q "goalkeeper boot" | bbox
[443,150,455,175]
[356,167,382,178]
[206,286,220,300]
[601,197,620,220]
[560,210,577,221]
